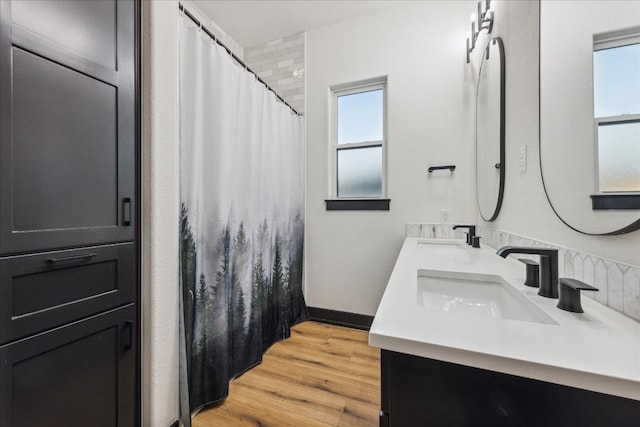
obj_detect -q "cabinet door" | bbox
[0,243,136,344]
[0,0,136,254]
[0,304,136,427]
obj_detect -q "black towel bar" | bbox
[428,165,456,173]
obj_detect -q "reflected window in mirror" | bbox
[540,1,640,233]
[593,30,640,193]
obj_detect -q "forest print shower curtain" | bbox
[179,19,308,416]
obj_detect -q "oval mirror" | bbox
[540,1,640,235]
[476,37,505,222]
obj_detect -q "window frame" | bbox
[592,31,640,196]
[329,78,388,201]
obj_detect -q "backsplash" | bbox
[244,32,305,113]
[405,223,640,322]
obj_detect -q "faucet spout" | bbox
[497,246,557,258]
[496,246,559,299]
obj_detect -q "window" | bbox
[593,30,640,194]
[328,79,388,210]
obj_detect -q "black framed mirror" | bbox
[539,1,640,235]
[476,37,505,222]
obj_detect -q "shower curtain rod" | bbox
[179,3,302,116]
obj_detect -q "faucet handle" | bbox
[557,278,598,313]
[518,258,539,288]
[559,278,598,291]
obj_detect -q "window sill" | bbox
[325,199,390,211]
[590,193,640,210]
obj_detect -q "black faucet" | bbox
[496,246,559,299]
[452,225,476,245]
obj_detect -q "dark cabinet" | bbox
[0,0,136,255]
[0,304,137,427]
[381,350,640,426]
[0,1,139,425]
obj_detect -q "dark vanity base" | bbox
[380,350,640,426]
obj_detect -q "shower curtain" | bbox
[178,18,308,417]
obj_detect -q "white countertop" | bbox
[369,237,640,401]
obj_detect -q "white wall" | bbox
[142,1,179,425]
[477,0,639,268]
[305,0,638,319]
[305,2,476,316]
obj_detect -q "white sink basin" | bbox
[417,238,466,247]
[417,269,558,325]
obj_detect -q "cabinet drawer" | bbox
[0,304,136,427]
[0,243,135,344]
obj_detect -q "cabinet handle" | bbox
[122,320,133,351]
[47,253,97,263]
[122,197,132,226]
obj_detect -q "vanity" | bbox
[369,237,640,426]
[369,1,639,423]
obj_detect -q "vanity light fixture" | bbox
[466,0,494,63]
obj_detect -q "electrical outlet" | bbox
[519,145,527,173]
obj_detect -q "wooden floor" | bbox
[193,321,381,427]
